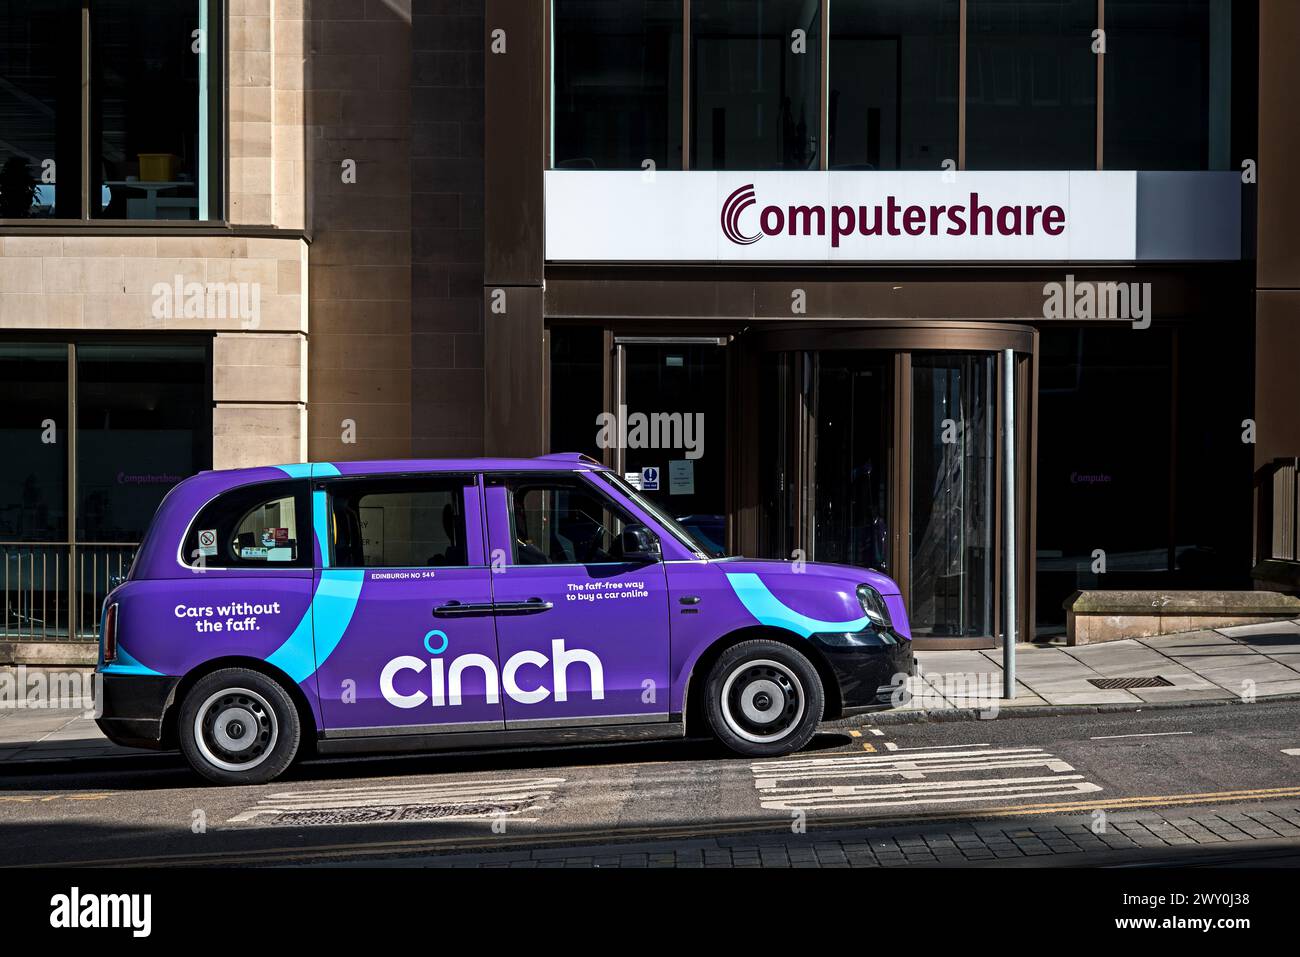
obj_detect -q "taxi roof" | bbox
[200,452,608,481]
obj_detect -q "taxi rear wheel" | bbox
[704,640,824,758]
[178,668,300,785]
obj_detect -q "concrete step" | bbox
[1065,589,1300,645]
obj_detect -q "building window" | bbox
[1035,320,1252,634]
[829,0,960,170]
[552,0,683,170]
[966,0,1097,170]
[0,340,211,639]
[0,344,69,541]
[550,1,1251,173]
[1103,0,1231,170]
[0,1,79,218]
[74,343,211,542]
[0,0,221,222]
[691,0,821,170]
[1035,328,1173,631]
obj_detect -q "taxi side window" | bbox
[231,494,302,563]
[183,480,312,569]
[327,475,472,568]
[493,475,635,565]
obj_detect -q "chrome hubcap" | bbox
[194,688,277,772]
[720,659,805,744]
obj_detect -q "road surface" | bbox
[3,700,1300,867]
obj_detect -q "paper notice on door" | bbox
[624,471,643,491]
[669,459,695,495]
[360,506,385,565]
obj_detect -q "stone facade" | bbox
[304,0,415,461]
[411,0,485,457]
[0,0,312,470]
[0,1,493,474]
[229,0,309,230]
[0,235,309,468]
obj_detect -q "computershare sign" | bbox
[544,170,1138,263]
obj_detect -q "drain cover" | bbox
[1087,676,1174,690]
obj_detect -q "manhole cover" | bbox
[275,807,396,826]
[397,800,529,821]
[1087,676,1174,689]
[266,800,533,827]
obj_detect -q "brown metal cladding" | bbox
[1254,1,1300,540]
[1255,294,1300,464]
[484,0,545,286]
[484,285,547,457]
[1257,0,1300,290]
[543,268,1238,323]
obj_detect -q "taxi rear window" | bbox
[182,479,312,569]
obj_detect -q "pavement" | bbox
[887,618,1300,720]
[4,619,1300,765]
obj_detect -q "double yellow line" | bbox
[27,784,1300,868]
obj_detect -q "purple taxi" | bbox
[96,454,914,784]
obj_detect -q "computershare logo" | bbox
[720,183,763,245]
[49,887,151,937]
[720,182,1067,248]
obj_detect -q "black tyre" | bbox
[704,640,824,757]
[178,668,301,785]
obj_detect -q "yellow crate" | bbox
[137,153,177,182]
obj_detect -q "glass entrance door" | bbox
[753,332,1030,644]
[615,338,728,557]
[758,350,895,572]
[909,354,996,638]
[811,352,892,572]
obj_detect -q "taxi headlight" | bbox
[856,584,892,629]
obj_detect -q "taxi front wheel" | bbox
[178,668,301,785]
[705,640,824,758]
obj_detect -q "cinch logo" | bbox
[380,636,605,709]
[720,183,1066,248]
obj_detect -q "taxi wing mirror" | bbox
[620,525,661,562]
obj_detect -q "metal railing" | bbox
[1,543,137,641]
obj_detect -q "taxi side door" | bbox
[312,472,505,735]
[482,471,673,729]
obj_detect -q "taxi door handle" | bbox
[433,601,496,617]
[493,598,553,615]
